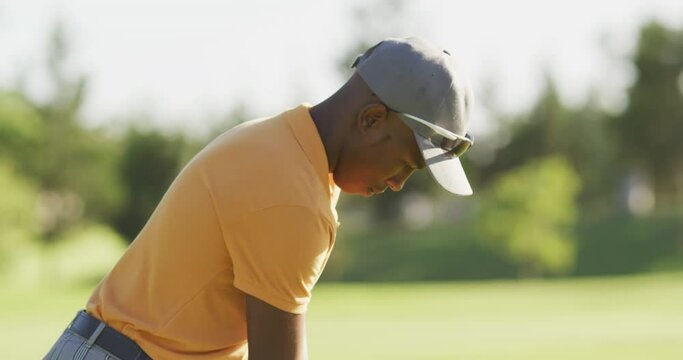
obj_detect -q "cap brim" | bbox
[415,133,473,196]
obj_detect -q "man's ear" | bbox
[357,103,388,135]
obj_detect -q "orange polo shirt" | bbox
[86,104,341,359]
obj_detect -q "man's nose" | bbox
[387,168,415,192]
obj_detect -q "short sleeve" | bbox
[227,205,334,314]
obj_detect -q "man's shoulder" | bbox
[189,107,332,226]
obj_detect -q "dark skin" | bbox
[246,296,307,360]
[246,72,426,360]
[311,72,426,195]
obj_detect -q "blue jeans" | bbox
[44,311,150,360]
[44,328,122,360]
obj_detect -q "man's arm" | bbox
[246,294,308,360]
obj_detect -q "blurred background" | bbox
[1,0,683,359]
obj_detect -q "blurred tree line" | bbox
[1,15,682,282]
[0,22,203,278]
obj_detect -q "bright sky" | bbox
[1,0,682,135]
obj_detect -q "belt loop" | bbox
[86,322,106,345]
[68,310,83,329]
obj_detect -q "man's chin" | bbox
[338,184,372,197]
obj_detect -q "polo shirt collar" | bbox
[285,104,337,197]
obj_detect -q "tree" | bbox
[33,22,89,190]
[481,76,568,181]
[563,94,618,211]
[0,162,39,274]
[613,21,683,210]
[0,91,45,169]
[115,128,188,242]
[481,77,617,213]
[475,156,581,277]
[23,22,125,241]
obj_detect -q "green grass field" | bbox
[2,272,682,359]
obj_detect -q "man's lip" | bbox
[370,186,386,195]
[364,185,386,196]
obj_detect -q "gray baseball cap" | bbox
[352,37,475,195]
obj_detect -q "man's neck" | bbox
[309,100,345,174]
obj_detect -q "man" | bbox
[44,37,475,360]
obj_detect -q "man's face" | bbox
[333,105,426,196]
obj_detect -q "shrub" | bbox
[475,156,581,277]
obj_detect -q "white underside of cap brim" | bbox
[416,134,473,196]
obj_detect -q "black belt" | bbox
[69,311,152,360]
